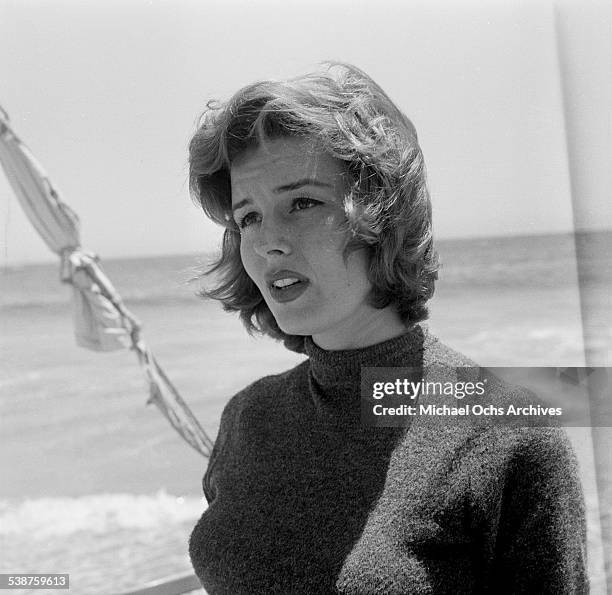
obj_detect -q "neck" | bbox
[311,306,407,351]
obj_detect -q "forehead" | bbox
[230,136,345,200]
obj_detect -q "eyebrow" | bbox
[231,198,253,213]
[274,178,332,193]
[231,178,333,213]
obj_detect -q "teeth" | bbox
[272,278,300,289]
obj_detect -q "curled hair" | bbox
[189,62,439,353]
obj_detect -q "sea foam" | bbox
[0,491,206,538]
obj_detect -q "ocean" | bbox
[1,232,610,593]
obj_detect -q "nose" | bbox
[252,218,293,259]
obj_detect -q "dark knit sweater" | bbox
[189,326,588,594]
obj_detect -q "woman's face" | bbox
[230,136,376,346]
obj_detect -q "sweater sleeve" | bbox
[486,427,589,594]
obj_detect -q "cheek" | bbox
[309,220,349,260]
[312,248,370,302]
[239,238,258,281]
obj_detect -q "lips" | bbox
[265,269,310,304]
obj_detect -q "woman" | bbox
[188,64,587,594]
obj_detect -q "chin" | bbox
[273,313,323,337]
[275,320,313,337]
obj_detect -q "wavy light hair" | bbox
[189,63,439,352]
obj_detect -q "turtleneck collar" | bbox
[305,324,428,388]
[302,324,430,432]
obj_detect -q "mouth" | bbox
[265,270,310,304]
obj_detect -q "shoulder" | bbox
[218,358,310,430]
[412,333,579,484]
[203,359,309,486]
[422,331,555,414]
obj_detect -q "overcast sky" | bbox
[0,0,600,265]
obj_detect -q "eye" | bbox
[236,211,261,229]
[291,197,322,212]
